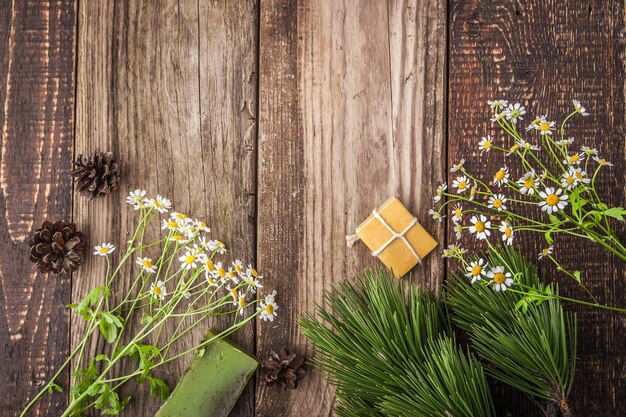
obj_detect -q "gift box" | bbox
[349,197,438,278]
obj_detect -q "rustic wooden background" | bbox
[1,1,624,416]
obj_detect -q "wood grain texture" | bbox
[448,1,626,415]
[255,1,446,415]
[0,0,75,415]
[73,1,258,415]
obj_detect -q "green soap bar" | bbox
[155,336,259,417]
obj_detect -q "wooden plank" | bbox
[74,1,258,415]
[448,1,625,415]
[256,0,447,415]
[0,0,75,415]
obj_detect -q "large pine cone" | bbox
[28,221,85,275]
[70,150,120,200]
[261,347,306,390]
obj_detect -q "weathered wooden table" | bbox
[1,1,624,416]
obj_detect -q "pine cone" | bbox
[70,150,120,200]
[28,221,85,275]
[261,347,306,390]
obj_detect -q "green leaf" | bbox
[99,312,123,343]
[544,231,554,245]
[603,207,626,221]
[572,271,582,284]
[77,286,106,319]
[46,382,63,394]
[147,376,170,400]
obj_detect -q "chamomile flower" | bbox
[453,222,463,240]
[136,257,157,274]
[490,113,504,123]
[178,251,198,270]
[169,234,187,244]
[232,259,245,276]
[465,258,487,283]
[488,194,507,212]
[126,189,147,210]
[538,245,554,260]
[469,215,491,240]
[208,240,228,255]
[537,119,555,135]
[429,209,445,223]
[526,115,546,131]
[538,187,568,214]
[204,259,218,285]
[161,218,180,231]
[150,280,168,300]
[145,195,172,213]
[516,139,540,151]
[227,285,239,302]
[517,171,537,195]
[258,290,279,322]
[468,183,478,201]
[226,267,240,284]
[506,143,521,156]
[581,146,598,156]
[452,175,470,193]
[573,99,589,116]
[442,244,465,258]
[194,219,211,233]
[571,167,591,184]
[434,183,447,202]
[560,168,579,190]
[564,152,584,165]
[504,103,526,123]
[499,221,514,245]
[487,266,513,292]
[450,159,465,173]
[236,292,247,316]
[493,166,510,186]
[478,135,493,153]
[555,137,575,146]
[170,212,188,222]
[93,243,115,256]
[487,99,508,109]
[593,156,614,166]
[451,204,464,222]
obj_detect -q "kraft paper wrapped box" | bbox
[348,197,438,278]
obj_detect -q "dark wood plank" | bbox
[0,0,75,415]
[256,0,447,415]
[74,1,258,415]
[448,1,625,415]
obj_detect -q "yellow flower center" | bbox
[153,286,162,296]
[471,265,482,276]
[474,221,485,233]
[566,176,575,185]
[598,159,607,166]
[235,264,243,273]
[509,144,520,152]
[458,181,467,189]
[239,297,246,308]
[568,154,580,163]
[524,178,535,189]
[153,200,162,208]
[454,208,462,218]
[205,259,215,272]
[482,140,492,149]
[218,268,226,278]
[167,220,178,228]
[175,213,187,220]
[230,288,237,299]
[185,255,196,264]
[142,260,153,268]
[493,272,506,284]
[539,122,551,131]
[198,221,207,229]
[172,235,183,241]
[495,170,506,181]
[250,268,258,277]
[493,199,503,208]
[575,172,584,180]
[546,194,559,206]
[99,247,110,253]
[265,304,275,315]
[504,227,512,238]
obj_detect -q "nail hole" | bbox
[515,8,522,16]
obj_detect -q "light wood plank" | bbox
[74,1,258,415]
[256,1,447,415]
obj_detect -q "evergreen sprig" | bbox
[447,246,577,416]
[299,269,496,417]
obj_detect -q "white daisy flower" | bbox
[593,156,614,167]
[236,292,247,316]
[161,218,180,231]
[226,267,240,284]
[194,219,211,233]
[232,259,245,276]
[452,175,470,193]
[429,209,445,223]
[150,280,168,300]
[204,259,219,285]
[465,258,487,284]
[560,169,579,190]
[168,234,187,244]
[145,195,172,213]
[434,183,447,202]
[442,244,465,258]
[451,204,464,222]
[571,167,591,184]
[581,146,598,156]
[538,187,568,214]
[170,212,188,222]
[490,113,505,123]
[503,103,526,123]
[486,266,513,292]
[450,159,465,173]
[208,240,228,255]
[487,99,508,109]
[258,290,279,322]
[178,251,198,270]
[526,115,546,131]
[227,285,239,303]
[573,99,589,116]
[555,137,575,146]
[537,119,555,135]
[469,215,491,240]
[136,257,156,274]
[214,262,227,283]
[516,139,540,151]
[538,245,554,260]
[499,221,514,245]
[478,135,493,152]
[563,152,584,165]
[468,183,478,201]
[93,243,115,256]
[493,166,510,186]
[453,222,463,240]
[126,189,147,210]
[517,171,537,195]
[487,194,507,212]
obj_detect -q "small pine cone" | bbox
[28,221,85,275]
[70,150,120,200]
[261,347,306,390]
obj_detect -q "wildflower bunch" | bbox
[433,100,625,306]
[21,190,278,417]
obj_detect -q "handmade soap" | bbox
[355,197,437,278]
[154,334,259,417]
